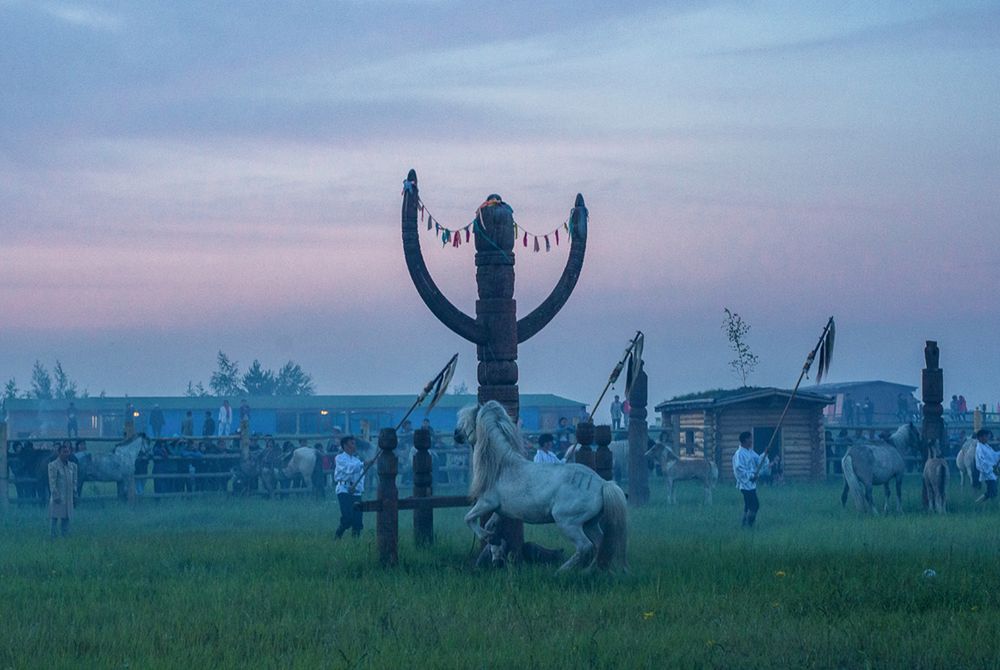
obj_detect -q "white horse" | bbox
[644,443,718,504]
[456,401,628,573]
[841,423,920,514]
[76,434,153,499]
[956,438,977,488]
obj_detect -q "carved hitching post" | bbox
[627,364,650,506]
[575,421,596,470]
[376,428,399,566]
[412,427,434,546]
[402,169,588,561]
[921,341,945,457]
[594,424,614,481]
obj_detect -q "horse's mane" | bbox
[112,434,147,455]
[468,401,527,498]
[885,423,920,453]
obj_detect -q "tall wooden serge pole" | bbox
[921,341,945,456]
[402,170,588,562]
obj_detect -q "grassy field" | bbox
[2,477,1000,669]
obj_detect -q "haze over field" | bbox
[2,1,998,414]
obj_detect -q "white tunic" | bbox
[334,451,365,494]
[975,441,1000,481]
[533,449,560,464]
[732,446,767,491]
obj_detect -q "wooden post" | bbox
[1,422,8,514]
[124,415,135,440]
[575,421,596,470]
[594,424,614,481]
[412,428,434,546]
[921,341,945,457]
[627,365,650,506]
[376,428,399,567]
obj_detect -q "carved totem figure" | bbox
[401,169,588,419]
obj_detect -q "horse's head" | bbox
[454,403,481,447]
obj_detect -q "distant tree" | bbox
[450,380,470,395]
[185,381,209,397]
[3,378,18,401]
[274,361,314,396]
[722,308,759,388]
[99,390,107,398]
[209,351,242,396]
[30,360,53,399]
[242,360,277,396]
[53,360,78,399]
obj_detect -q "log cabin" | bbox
[655,387,833,482]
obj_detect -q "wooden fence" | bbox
[0,424,472,507]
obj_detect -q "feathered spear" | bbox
[351,354,459,490]
[588,331,644,422]
[754,317,835,476]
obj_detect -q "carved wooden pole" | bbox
[376,428,399,566]
[1,422,8,514]
[921,341,945,457]
[402,169,588,562]
[575,421,596,470]
[412,428,434,546]
[594,424,614,481]
[627,364,650,506]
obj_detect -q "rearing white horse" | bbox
[457,401,628,573]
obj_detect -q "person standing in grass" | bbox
[48,442,78,538]
[733,431,767,528]
[974,429,1000,503]
[334,436,365,539]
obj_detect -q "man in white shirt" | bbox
[217,400,232,436]
[974,429,1000,503]
[533,433,561,464]
[334,436,366,538]
[732,431,768,528]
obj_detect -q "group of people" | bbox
[949,395,969,422]
[68,400,255,441]
[840,394,876,426]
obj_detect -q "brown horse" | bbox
[922,444,948,514]
[644,443,718,505]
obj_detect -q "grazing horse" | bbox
[456,401,628,573]
[956,438,978,489]
[922,444,948,514]
[644,443,718,504]
[75,435,153,499]
[841,423,920,514]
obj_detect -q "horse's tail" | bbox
[842,453,866,511]
[597,481,629,572]
[709,461,719,484]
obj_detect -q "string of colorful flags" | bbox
[415,197,571,253]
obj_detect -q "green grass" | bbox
[2,479,1000,669]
